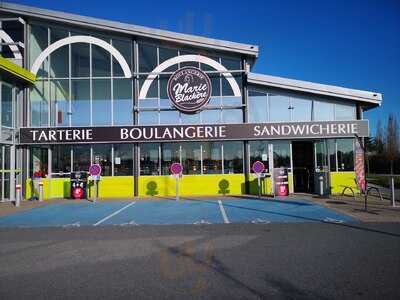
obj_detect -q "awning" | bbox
[0,55,36,86]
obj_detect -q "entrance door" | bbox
[314,140,330,195]
[0,145,13,202]
[292,141,314,193]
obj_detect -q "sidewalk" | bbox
[300,194,400,223]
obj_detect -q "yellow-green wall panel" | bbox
[139,174,246,197]
[330,171,358,194]
[88,176,134,198]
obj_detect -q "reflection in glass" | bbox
[114,79,133,125]
[222,109,242,123]
[223,142,243,174]
[30,146,48,177]
[269,94,290,122]
[335,103,355,120]
[181,112,200,124]
[202,142,222,174]
[30,81,49,127]
[315,141,328,171]
[1,84,13,127]
[72,145,90,172]
[138,44,157,73]
[201,109,220,124]
[161,143,180,175]
[50,80,69,126]
[92,79,111,125]
[139,111,158,125]
[181,143,201,175]
[30,25,48,78]
[50,28,68,78]
[52,145,71,173]
[248,91,267,123]
[140,143,160,175]
[327,139,336,171]
[160,111,179,124]
[71,43,90,77]
[93,144,112,176]
[92,44,111,77]
[337,139,354,171]
[112,39,132,76]
[314,100,334,121]
[273,141,291,169]
[291,97,312,121]
[114,144,133,176]
[71,80,90,126]
[249,141,269,173]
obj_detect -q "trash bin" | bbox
[273,167,289,196]
[70,171,88,199]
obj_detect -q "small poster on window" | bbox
[115,157,121,165]
[262,153,268,161]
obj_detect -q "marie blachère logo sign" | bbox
[167,67,212,113]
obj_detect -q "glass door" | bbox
[314,140,330,195]
[0,145,13,202]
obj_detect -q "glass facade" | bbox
[10,16,362,200]
[140,142,244,175]
[248,89,355,123]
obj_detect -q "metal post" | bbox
[38,182,43,202]
[176,176,179,201]
[94,179,97,204]
[15,184,21,207]
[391,176,396,207]
[257,175,261,198]
[319,176,324,197]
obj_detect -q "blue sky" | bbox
[11,0,400,134]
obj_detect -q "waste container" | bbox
[273,167,289,196]
[70,171,88,199]
[314,169,330,196]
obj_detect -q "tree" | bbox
[375,119,385,154]
[385,114,399,175]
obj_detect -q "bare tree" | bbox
[385,114,399,175]
[385,114,399,206]
[375,119,385,154]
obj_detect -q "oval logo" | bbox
[167,67,212,114]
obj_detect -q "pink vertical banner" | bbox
[355,138,366,193]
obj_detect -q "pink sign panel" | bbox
[252,161,265,174]
[170,162,183,175]
[89,164,102,176]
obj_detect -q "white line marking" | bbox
[218,200,230,224]
[93,202,136,226]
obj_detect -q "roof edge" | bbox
[0,56,36,84]
[247,72,382,106]
[0,1,259,58]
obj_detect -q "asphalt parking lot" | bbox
[0,222,399,299]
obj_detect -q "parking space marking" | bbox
[218,200,230,224]
[93,202,136,226]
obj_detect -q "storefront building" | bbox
[0,2,382,201]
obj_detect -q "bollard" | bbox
[391,176,396,207]
[15,184,21,207]
[38,181,44,202]
[319,176,324,197]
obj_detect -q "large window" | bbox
[335,103,355,120]
[52,145,71,174]
[137,42,243,125]
[291,96,312,121]
[140,142,244,175]
[337,139,354,171]
[248,91,268,123]
[202,142,222,174]
[140,143,160,175]
[1,83,13,128]
[113,144,133,176]
[29,24,134,127]
[223,142,243,174]
[269,94,291,122]
[313,100,335,121]
[72,145,90,172]
[249,141,269,173]
[273,141,291,169]
[161,143,180,175]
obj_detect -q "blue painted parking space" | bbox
[0,197,357,228]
